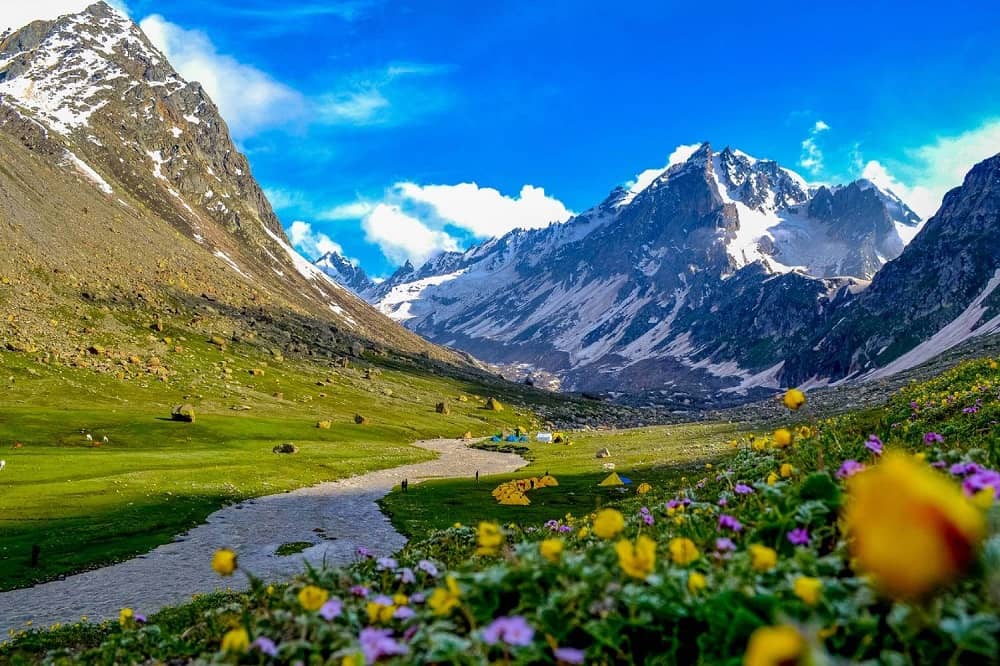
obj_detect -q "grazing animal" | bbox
[85,434,93,441]
[102,436,109,443]
[0,460,5,472]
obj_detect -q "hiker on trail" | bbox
[401,479,408,493]
[475,470,479,483]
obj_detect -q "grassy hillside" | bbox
[6,356,998,664]
[0,322,576,591]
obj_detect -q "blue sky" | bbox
[15,1,1000,278]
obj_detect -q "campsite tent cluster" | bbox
[491,474,559,505]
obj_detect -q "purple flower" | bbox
[931,460,948,469]
[554,647,586,664]
[923,432,944,445]
[133,613,147,624]
[350,585,370,598]
[319,598,343,621]
[836,459,865,479]
[666,499,682,510]
[251,636,278,657]
[417,560,439,577]
[734,483,754,495]
[963,469,1000,498]
[393,606,416,620]
[372,594,394,606]
[715,537,736,552]
[544,519,560,531]
[558,524,573,533]
[717,497,728,507]
[481,616,535,647]
[865,435,883,456]
[397,567,416,584]
[718,514,743,532]
[356,546,373,559]
[787,527,810,546]
[639,507,654,526]
[950,462,983,477]
[359,627,407,663]
[410,592,426,604]
[376,557,397,571]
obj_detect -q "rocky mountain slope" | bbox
[315,251,374,294]
[0,2,457,371]
[363,143,948,398]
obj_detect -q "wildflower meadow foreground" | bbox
[5,358,1000,664]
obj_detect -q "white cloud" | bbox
[287,220,343,259]
[0,0,129,31]
[798,120,830,174]
[139,15,302,139]
[858,118,1000,219]
[627,143,702,193]
[362,204,459,266]
[319,201,376,220]
[393,182,572,238]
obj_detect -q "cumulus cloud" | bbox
[627,143,703,193]
[858,118,1000,219]
[139,15,303,139]
[798,120,831,174]
[393,182,572,237]
[0,0,129,31]
[362,204,460,266]
[287,220,343,259]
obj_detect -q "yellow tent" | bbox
[599,472,624,487]
[538,474,559,487]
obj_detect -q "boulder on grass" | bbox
[435,401,450,415]
[462,431,473,440]
[171,404,196,423]
[596,447,611,459]
[273,442,298,454]
[485,397,504,412]
[354,414,369,425]
[317,420,332,429]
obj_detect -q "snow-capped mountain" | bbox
[364,142,992,398]
[0,2,457,360]
[314,250,374,294]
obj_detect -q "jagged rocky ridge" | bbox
[361,144,999,399]
[0,2,457,361]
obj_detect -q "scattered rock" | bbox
[350,341,365,358]
[317,420,331,429]
[596,447,611,459]
[435,401,450,415]
[272,442,298,454]
[354,414,369,425]
[88,345,104,355]
[249,368,264,376]
[171,404,196,423]
[485,397,504,412]
[462,431,473,440]
[209,336,226,348]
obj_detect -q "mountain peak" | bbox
[314,250,373,295]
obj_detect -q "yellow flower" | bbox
[265,585,275,596]
[795,426,812,440]
[772,428,793,448]
[749,544,777,572]
[637,482,653,495]
[687,571,707,594]
[539,538,564,563]
[592,509,625,539]
[212,548,237,576]
[476,521,504,555]
[668,537,699,566]
[118,608,133,627]
[751,437,768,452]
[453,522,462,529]
[843,452,985,599]
[743,625,805,666]
[779,463,794,478]
[428,576,462,616]
[298,585,329,612]
[577,526,590,539]
[615,535,656,579]
[342,656,360,666]
[793,576,823,606]
[783,388,806,411]
[392,593,409,606]
[972,486,995,510]
[766,472,779,486]
[367,600,396,624]
[221,628,250,653]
